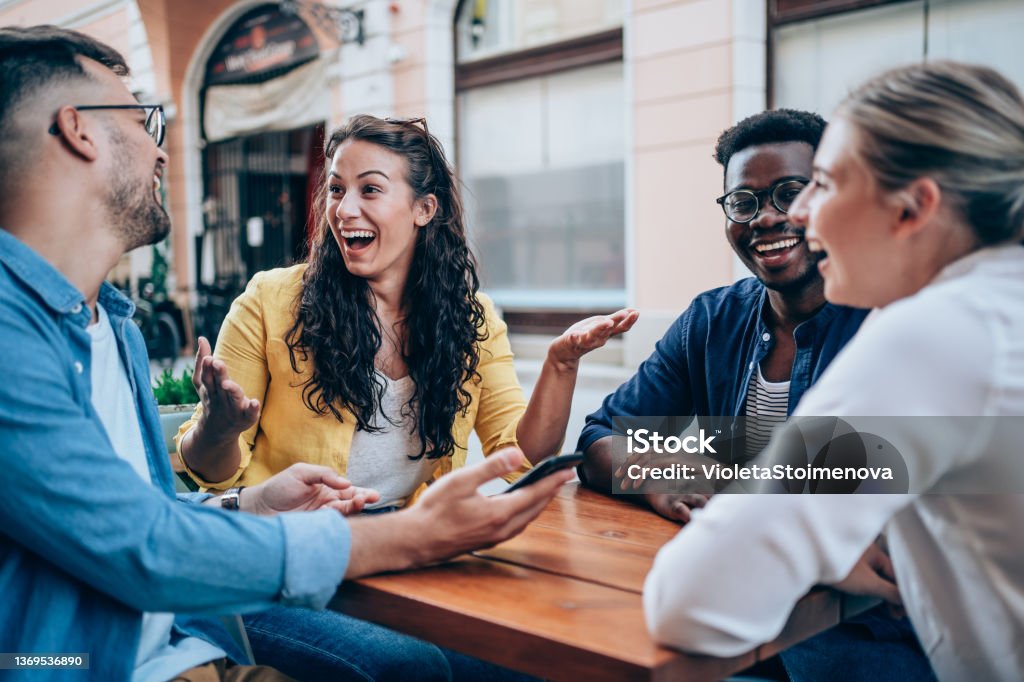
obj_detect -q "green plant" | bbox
[153,367,199,406]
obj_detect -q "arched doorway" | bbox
[195,3,327,342]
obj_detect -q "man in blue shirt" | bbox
[578,109,868,521]
[0,25,570,681]
[577,111,938,682]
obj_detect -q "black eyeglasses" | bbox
[48,104,165,147]
[716,178,808,224]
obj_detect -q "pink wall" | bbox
[631,0,736,312]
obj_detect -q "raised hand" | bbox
[547,308,639,371]
[192,335,260,445]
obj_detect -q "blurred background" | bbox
[6,0,1023,454]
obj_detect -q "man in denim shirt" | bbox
[0,26,569,681]
[578,109,869,520]
[577,110,938,682]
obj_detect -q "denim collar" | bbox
[753,284,839,341]
[98,280,135,320]
[0,228,134,323]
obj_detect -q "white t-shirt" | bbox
[644,244,1024,681]
[345,373,439,508]
[88,304,224,682]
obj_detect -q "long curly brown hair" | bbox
[286,115,487,460]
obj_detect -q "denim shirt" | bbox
[577,278,868,456]
[0,230,351,681]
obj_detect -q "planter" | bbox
[158,403,198,491]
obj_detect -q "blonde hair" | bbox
[837,61,1024,245]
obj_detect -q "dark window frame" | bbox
[500,309,619,336]
[769,0,916,26]
[455,27,623,92]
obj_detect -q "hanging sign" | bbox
[205,5,319,86]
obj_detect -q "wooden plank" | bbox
[331,556,756,682]
[474,484,683,591]
[537,483,685,549]
[474,521,659,593]
[332,484,849,680]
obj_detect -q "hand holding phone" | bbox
[503,452,583,493]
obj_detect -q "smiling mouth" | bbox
[341,229,376,251]
[153,174,161,200]
[753,236,801,254]
[807,237,831,271]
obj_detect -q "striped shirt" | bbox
[744,365,790,459]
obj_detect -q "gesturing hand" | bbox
[547,308,639,371]
[245,463,381,516]
[192,336,260,444]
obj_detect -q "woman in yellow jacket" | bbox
[178,115,634,500]
[176,114,635,681]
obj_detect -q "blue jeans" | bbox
[242,603,536,682]
[780,605,937,682]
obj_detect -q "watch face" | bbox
[221,488,242,511]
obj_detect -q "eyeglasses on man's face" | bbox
[716,178,809,224]
[48,104,165,147]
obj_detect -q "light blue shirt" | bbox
[0,229,351,681]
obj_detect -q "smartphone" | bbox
[503,452,584,493]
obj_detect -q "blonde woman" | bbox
[645,61,1024,681]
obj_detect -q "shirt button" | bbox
[762,332,771,342]
[74,361,84,374]
[70,303,83,314]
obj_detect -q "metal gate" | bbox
[196,124,323,342]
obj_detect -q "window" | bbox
[455,0,625,313]
[771,0,1024,113]
[456,0,624,63]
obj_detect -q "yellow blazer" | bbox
[176,264,530,497]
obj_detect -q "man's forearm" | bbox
[344,511,427,579]
[579,435,616,493]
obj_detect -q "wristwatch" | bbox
[221,486,244,511]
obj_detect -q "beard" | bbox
[105,131,171,251]
[756,251,825,295]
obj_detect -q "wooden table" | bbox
[331,483,871,682]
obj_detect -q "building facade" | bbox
[3,0,1022,366]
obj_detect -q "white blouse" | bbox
[644,244,1024,681]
